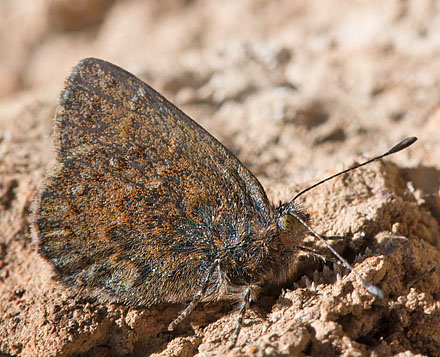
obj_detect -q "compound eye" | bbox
[279,214,301,233]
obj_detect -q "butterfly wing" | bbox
[35,58,275,306]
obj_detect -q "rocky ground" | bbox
[0,0,439,356]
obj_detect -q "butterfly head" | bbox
[274,201,310,248]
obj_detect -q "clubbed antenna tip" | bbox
[387,136,417,155]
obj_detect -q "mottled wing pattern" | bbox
[35,58,275,306]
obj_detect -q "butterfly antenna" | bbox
[291,212,384,298]
[289,137,417,298]
[291,137,417,202]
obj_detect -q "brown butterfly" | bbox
[34,58,416,345]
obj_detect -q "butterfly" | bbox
[34,58,415,345]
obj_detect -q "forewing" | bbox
[55,58,271,220]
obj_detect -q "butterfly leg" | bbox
[229,286,251,348]
[295,245,342,266]
[321,235,348,240]
[168,259,219,331]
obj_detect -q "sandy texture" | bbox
[0,1,439,356]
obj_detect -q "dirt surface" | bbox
[0,1,439,356]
